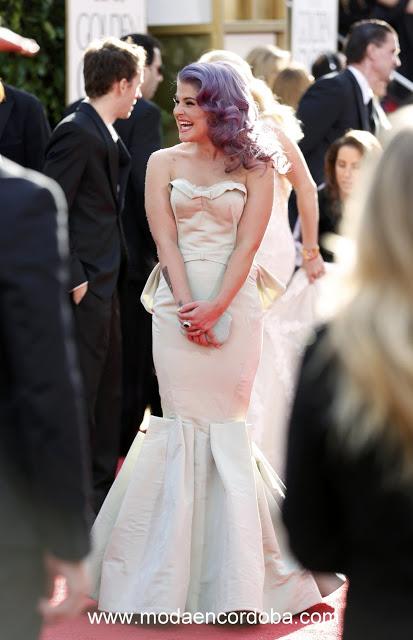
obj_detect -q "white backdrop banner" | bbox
[147,0,211,26]
[291,0,338,71]
[67,0,146,103]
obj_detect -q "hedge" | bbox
[0,0,65,127]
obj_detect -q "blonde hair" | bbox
[249,77,303,142]
[330,127,413,473]
[199,49,253,83]
[198,49,302,142]
[246,45,290,93]
[272,63,313,110]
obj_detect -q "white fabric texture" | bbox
[248,171,333,477]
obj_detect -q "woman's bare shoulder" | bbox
[149,143,191,167]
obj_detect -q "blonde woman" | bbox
[246,44,291,93]
[284,126,413,640]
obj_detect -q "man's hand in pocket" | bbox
[72,282,88,305]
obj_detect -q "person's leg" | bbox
[119,279,161,455]
[72,290,113,514]
[0,548,45,640]
[119,278,144,453]
[93,292,123,512]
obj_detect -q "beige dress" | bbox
[89,175,323,616]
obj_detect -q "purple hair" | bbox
[178,62,272,172]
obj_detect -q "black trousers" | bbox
[73,290,122,514]
[0,548,45,640]
[119,278,161,455]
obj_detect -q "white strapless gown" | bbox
[88,174,323,616]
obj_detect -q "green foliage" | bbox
[154,33,211,147]
[0,0,65,127]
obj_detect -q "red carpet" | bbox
[42,450,346,639]
[41,582,346,640]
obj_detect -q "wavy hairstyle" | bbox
[329,127,413,477]
[178,62,273,172]
[199,50,302,143]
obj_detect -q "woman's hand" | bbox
[186,330,221,348]
[303,254,325,283]
[178,300,223,348]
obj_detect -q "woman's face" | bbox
[335,144,363,200]
[173,80,209,143]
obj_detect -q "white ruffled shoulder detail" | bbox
[258,118,291,175]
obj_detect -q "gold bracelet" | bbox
[301,245,320,261]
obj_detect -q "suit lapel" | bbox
[78,102,119,204]
[116,136,131,212]
[346,70,369,131]
[0,85,15,142]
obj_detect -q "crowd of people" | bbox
[1,11,413,640]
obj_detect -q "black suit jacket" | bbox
[64,97,161,280]
[115,98,161,280]
[115,99,161,281]
[0,83,51,171]
[297,69,370,185]
[0,158,90,560]
[44,102,131,297]
[283,328,413,639]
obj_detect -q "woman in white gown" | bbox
[249,79,329,476]
[89,62,325,617]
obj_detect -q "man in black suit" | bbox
[0,156,90,639]
[0,82,51,170]
[297,19,400,185]
[44,37,145,513]
[115,33,163,454]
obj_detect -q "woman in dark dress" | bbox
[283,127,413,639]
[318,129,380,261]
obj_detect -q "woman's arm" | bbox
[145,150,192,308]
[178,163,274,339]
[276,127,325,282]
[214,164,274,311]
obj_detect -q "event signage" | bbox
[291,0,338,71]
[66,0,146,103]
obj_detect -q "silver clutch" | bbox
[208,311,232,344]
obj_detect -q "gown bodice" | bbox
[169,178,247,265]
[141,178,285,314]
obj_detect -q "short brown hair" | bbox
[273,63,313,110]
[84,37,146,98]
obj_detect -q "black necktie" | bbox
[367,98,376,135]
